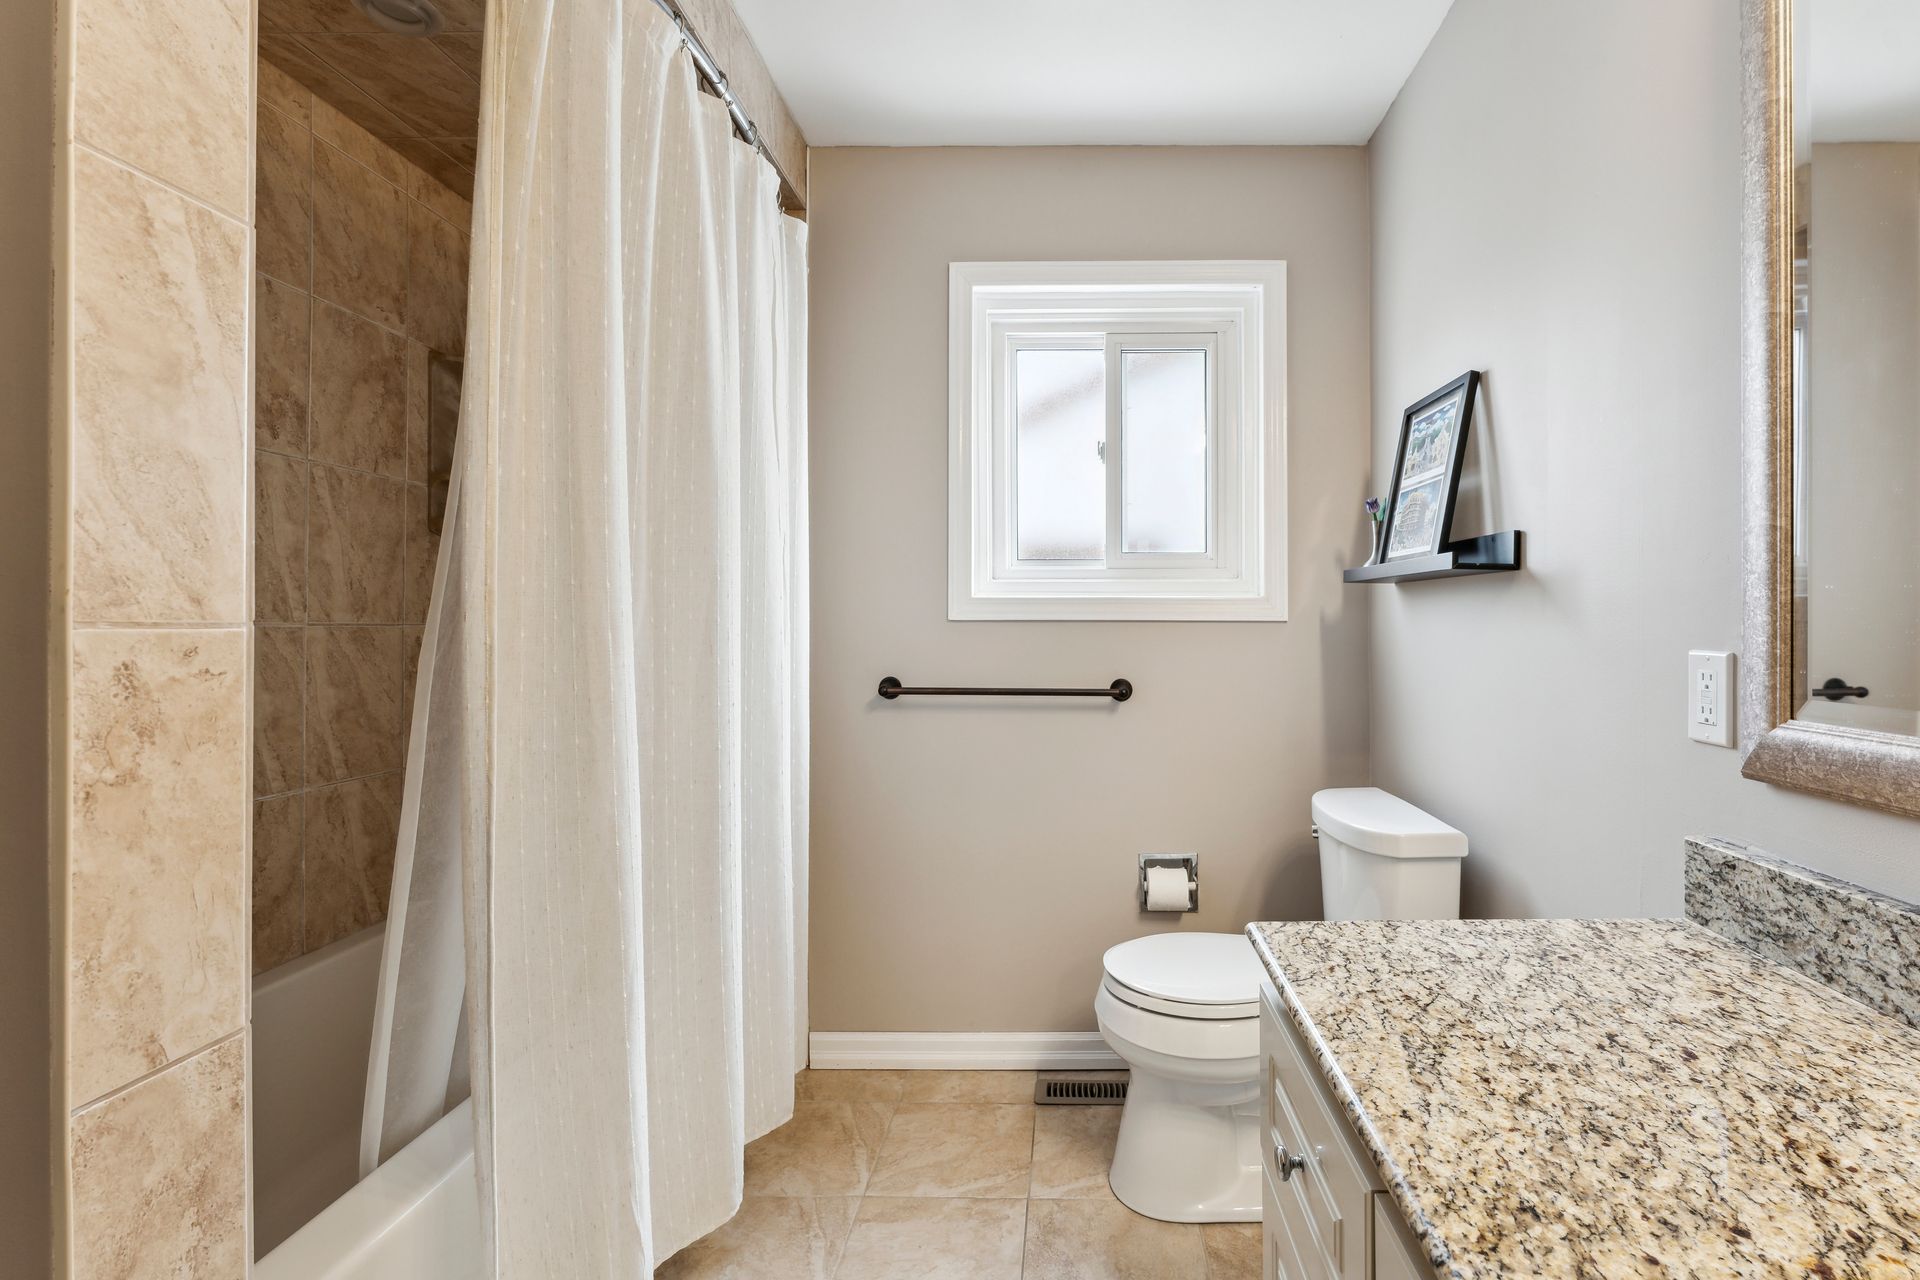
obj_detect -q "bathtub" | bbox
[254,924,482,1277]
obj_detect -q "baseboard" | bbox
[807,1031,1125,1071]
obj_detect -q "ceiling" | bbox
[727,0,1455,147]
[1807,0,1920,142]
[260,0,483,197]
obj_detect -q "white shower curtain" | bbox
[360,0,810,1270]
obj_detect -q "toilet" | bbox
[1095,787,1467,1222]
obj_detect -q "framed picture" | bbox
[1381,371,1480,561]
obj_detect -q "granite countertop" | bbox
[1246,918,1920,1280]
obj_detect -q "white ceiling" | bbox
[729,0,1457,148]
[1807,0,1920,141]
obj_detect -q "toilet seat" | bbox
[1100,933,1262,1020]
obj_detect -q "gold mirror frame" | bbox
[1739,0,1920,817]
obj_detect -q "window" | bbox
[948,261,1287,620]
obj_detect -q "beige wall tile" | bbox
[406,339,429,482]
[310,300,406,477]
[73,0,251,217]
[430,0,483,32]
[256,273,310,454]
[70,151,248,626]
[403,624,425,728]
[261,0,386,35]
[253,796,304,973]
[404,483,438,625]
[257,98,313,289]
[314,100,410,187]
[430,33,482,79]
[428,136,477,170]
[305,625,403,785]
[256,450,308,624]
[260,54,313,127]
[308,463,404,622]
[261,35,415,140]
[391,139,474,203]
[69,629,247,1106]
[303,771,401,950]
[313,139,406,330]
[70,1037,247,1279]
[298,35,480,137]
[255,625,305,796]
[405,198,469,354]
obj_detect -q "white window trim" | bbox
[948,260,1288,621]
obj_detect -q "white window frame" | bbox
[949,260,1287,621]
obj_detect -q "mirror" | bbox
[1791,0,1920,738]
[1738,0,1920,817]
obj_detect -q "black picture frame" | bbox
[1380,371,1480,562]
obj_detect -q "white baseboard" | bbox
[808,1031,1124,1071]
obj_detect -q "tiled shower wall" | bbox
[252,58,469,974]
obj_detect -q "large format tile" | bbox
[653,1196,857,1280]
[865,1103,1034,1199]
[306,625,403,784]
[1200,1222,1263,1280]
[406,339,430,482]
[310,300,406,477]
[835,1198,1027,1280]
[261,35,416,141]
[254,624,305,796]
[901,1070,1038,1105]
[312,96,411,187]
[256,273,311,454]
[256,450,308,624]
[393,138,475,204]
[70,1037,247,1280]
[303,771,401,950]
[312,137,407,330]
[298,34,481,138]
[432,32,483,79]
[405,484,438,624]
[259,54,313,126]
[1029,1105,1121,1200]
[743,1100,893,1198]
[1022,1199,1209,1280]
[795,1069,911,1104]
[72,0,251,217]
[70,151,248,625]
[256,97,312,289]
[69,629,248,1106]
[308,462,405,622]
[253,795,304,973]
[406,197,470,354]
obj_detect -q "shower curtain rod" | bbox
[651,0,805,212]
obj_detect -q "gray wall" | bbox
[0,0,54,1261]
[1369,0,1920,916]
[808,147,1373,1032]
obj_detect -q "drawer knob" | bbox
[1274,1141,1308,1182]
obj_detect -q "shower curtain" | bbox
[360,0,809,1271]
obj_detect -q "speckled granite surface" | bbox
[1247,918,1920,1280]
[1685,836,1920,1030]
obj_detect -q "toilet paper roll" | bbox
[1144,865,1192,912]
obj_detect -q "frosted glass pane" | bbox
[1121,350,1208,553]
[1015,348,1106,560]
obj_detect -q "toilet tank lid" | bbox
[1311,788,1467,860]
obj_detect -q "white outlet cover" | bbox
[1688,650,1735,747]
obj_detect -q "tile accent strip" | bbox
[1684,836,1920,1029]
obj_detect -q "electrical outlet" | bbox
[1688,650,1735,747]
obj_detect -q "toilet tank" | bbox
[1311,788,1467,921]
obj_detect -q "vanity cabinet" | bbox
[1259,978,1428,1280]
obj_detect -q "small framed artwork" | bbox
[1381,371,1480,561]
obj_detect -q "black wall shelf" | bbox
[1343,531,1523,584]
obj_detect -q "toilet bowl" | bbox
[1096,789,1468,1222]
[1094,933,1264,1222]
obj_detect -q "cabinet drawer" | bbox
[1263,1163,1332,1280]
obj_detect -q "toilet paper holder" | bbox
[1138,853,1199,913]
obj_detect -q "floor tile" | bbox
[1201,1221,1263,1279]
[900,1070,1038,1104]
[652,1196,855,1280]
[833,1197,1026,1280]
[865,1103,1035,1199]
[742,1101,893,1198]
[795,1069,911,1104]
[1029,1106,1121,1199]
[1021,1198,1209,1279]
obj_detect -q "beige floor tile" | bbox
[1029,1106,1121,1199]
[865,1103,1035,1199]
[795,1069,911,1103]
[652,1196,856,1280]
[742,1101,893,1197]
[900,1070,1038,1104]
[1200,1221,1263,1279]
[1022,1199,1209,1279]
[833,1197,1026,1280]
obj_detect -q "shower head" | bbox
[352,0,445,36]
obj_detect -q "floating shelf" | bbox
[1343,531,1524,584]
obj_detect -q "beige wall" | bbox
[1,0,54,1261]
[252,60,464,974]
[55,0,256,1267]
[808,147,1372,1033]
[1368,0,1920,916]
